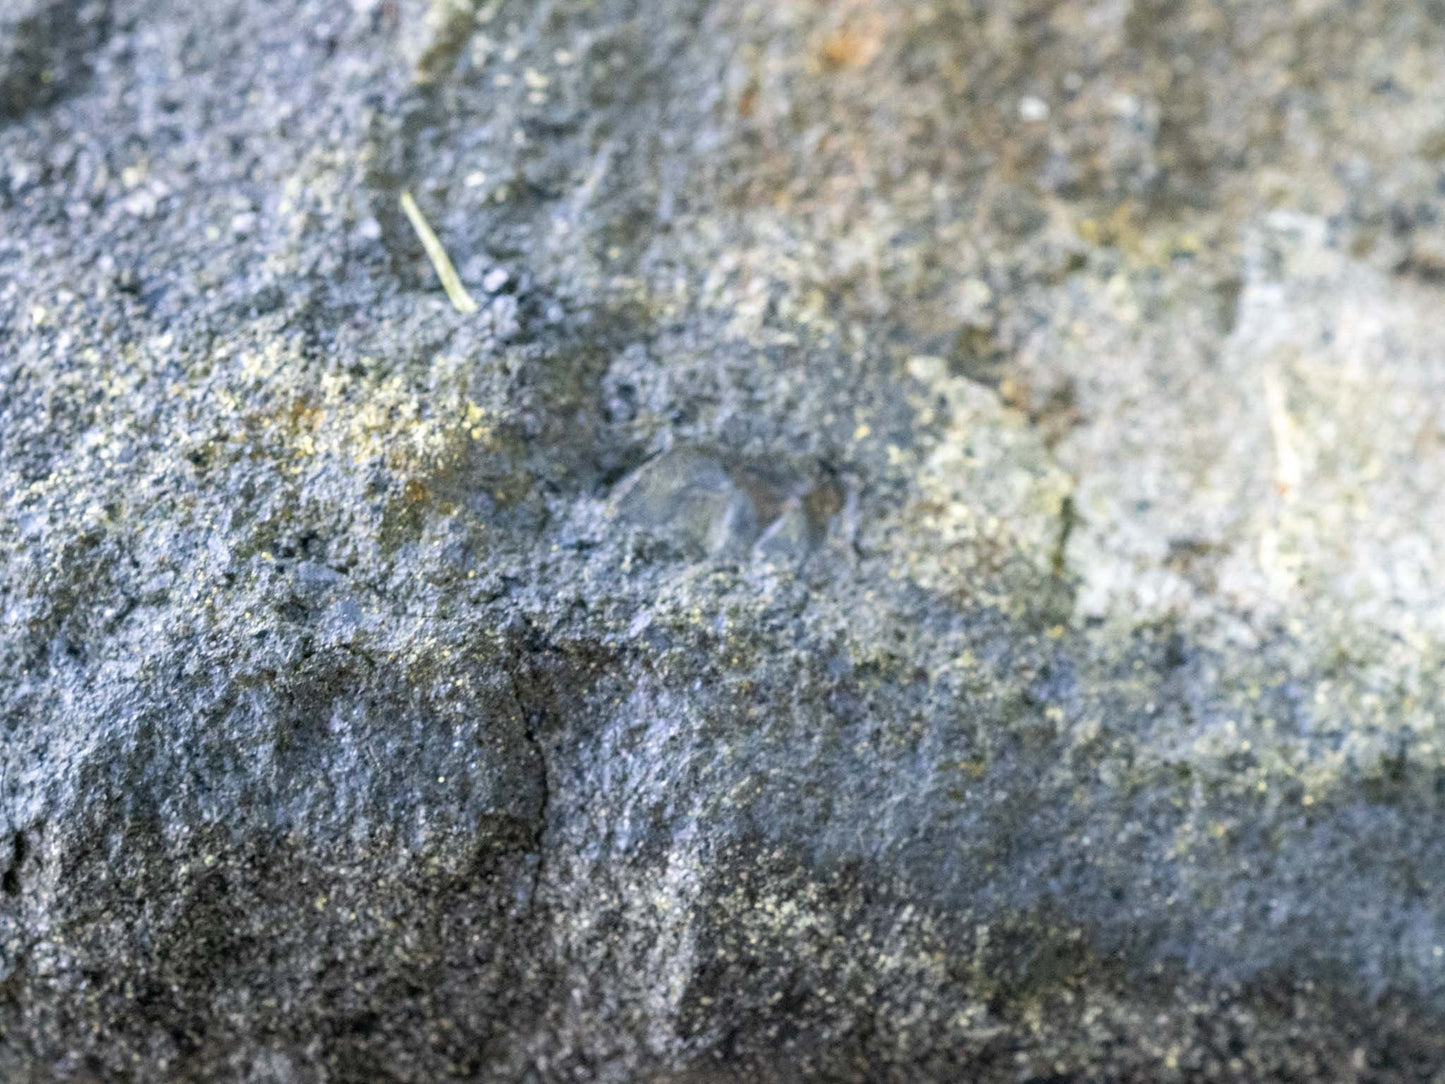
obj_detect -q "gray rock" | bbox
[0,0,109,119]
[5,0,1445,1080]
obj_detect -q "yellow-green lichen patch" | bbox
[880,354,1074,620]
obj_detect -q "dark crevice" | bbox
[1050,493,1078,582]
[502,632,553,916]
[2,829,26,896]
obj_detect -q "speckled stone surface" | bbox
[5,1,1445,1080]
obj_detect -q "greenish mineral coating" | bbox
[5,0,1445,1080]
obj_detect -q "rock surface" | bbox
[4,0,1445,1080]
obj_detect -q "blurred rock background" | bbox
[4,0,1445,1079]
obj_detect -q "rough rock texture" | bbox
[5,0,1445,1080]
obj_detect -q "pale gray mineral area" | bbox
[5,1,1445,1081]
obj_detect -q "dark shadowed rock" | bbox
[0,0,109,118]
[5,0,1445,1080]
